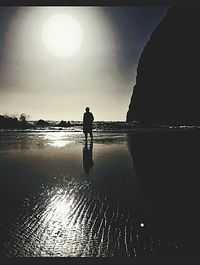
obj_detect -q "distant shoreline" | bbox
[1,114,200,132]
[1,124,200,133]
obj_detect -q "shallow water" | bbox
[0,130,200,257]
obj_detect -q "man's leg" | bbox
[85,133,88,141]
[90,132,93,141]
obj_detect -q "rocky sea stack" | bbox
[127,7,200,125]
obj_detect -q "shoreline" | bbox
[1,126,200,133]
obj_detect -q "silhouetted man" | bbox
[83,107,94,141]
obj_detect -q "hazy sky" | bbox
[0,6,168,121]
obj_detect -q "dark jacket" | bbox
[83,112,94,133]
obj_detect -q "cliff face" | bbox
[127,7,200,125]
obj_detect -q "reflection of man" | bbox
[83,107,94,142]
[83,142,94,175]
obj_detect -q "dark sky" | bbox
[0,6,169,121]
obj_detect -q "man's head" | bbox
[85,107,90,112]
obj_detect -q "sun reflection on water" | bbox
[48,140,73,147]
[41,132,78,148]
[27,187,89,256]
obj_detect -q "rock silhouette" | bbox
[36,119,49,127]
[0,115,18,129]
[0,114,31,129]
[58,120,71,127]
[127,7,200,125]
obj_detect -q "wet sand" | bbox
[0,130,200,257]
[0,131,138,257]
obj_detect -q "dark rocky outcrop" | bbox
[58,120,71,127]
[0,115,18,129]
[36,119,49,127]
[0,114,32,129]
[127,7,200,125]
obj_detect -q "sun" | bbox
[42,14,83,58]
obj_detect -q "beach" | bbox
[0,130,200,257]
[0,131,137,257]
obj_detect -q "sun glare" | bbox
[42,14,83,58]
